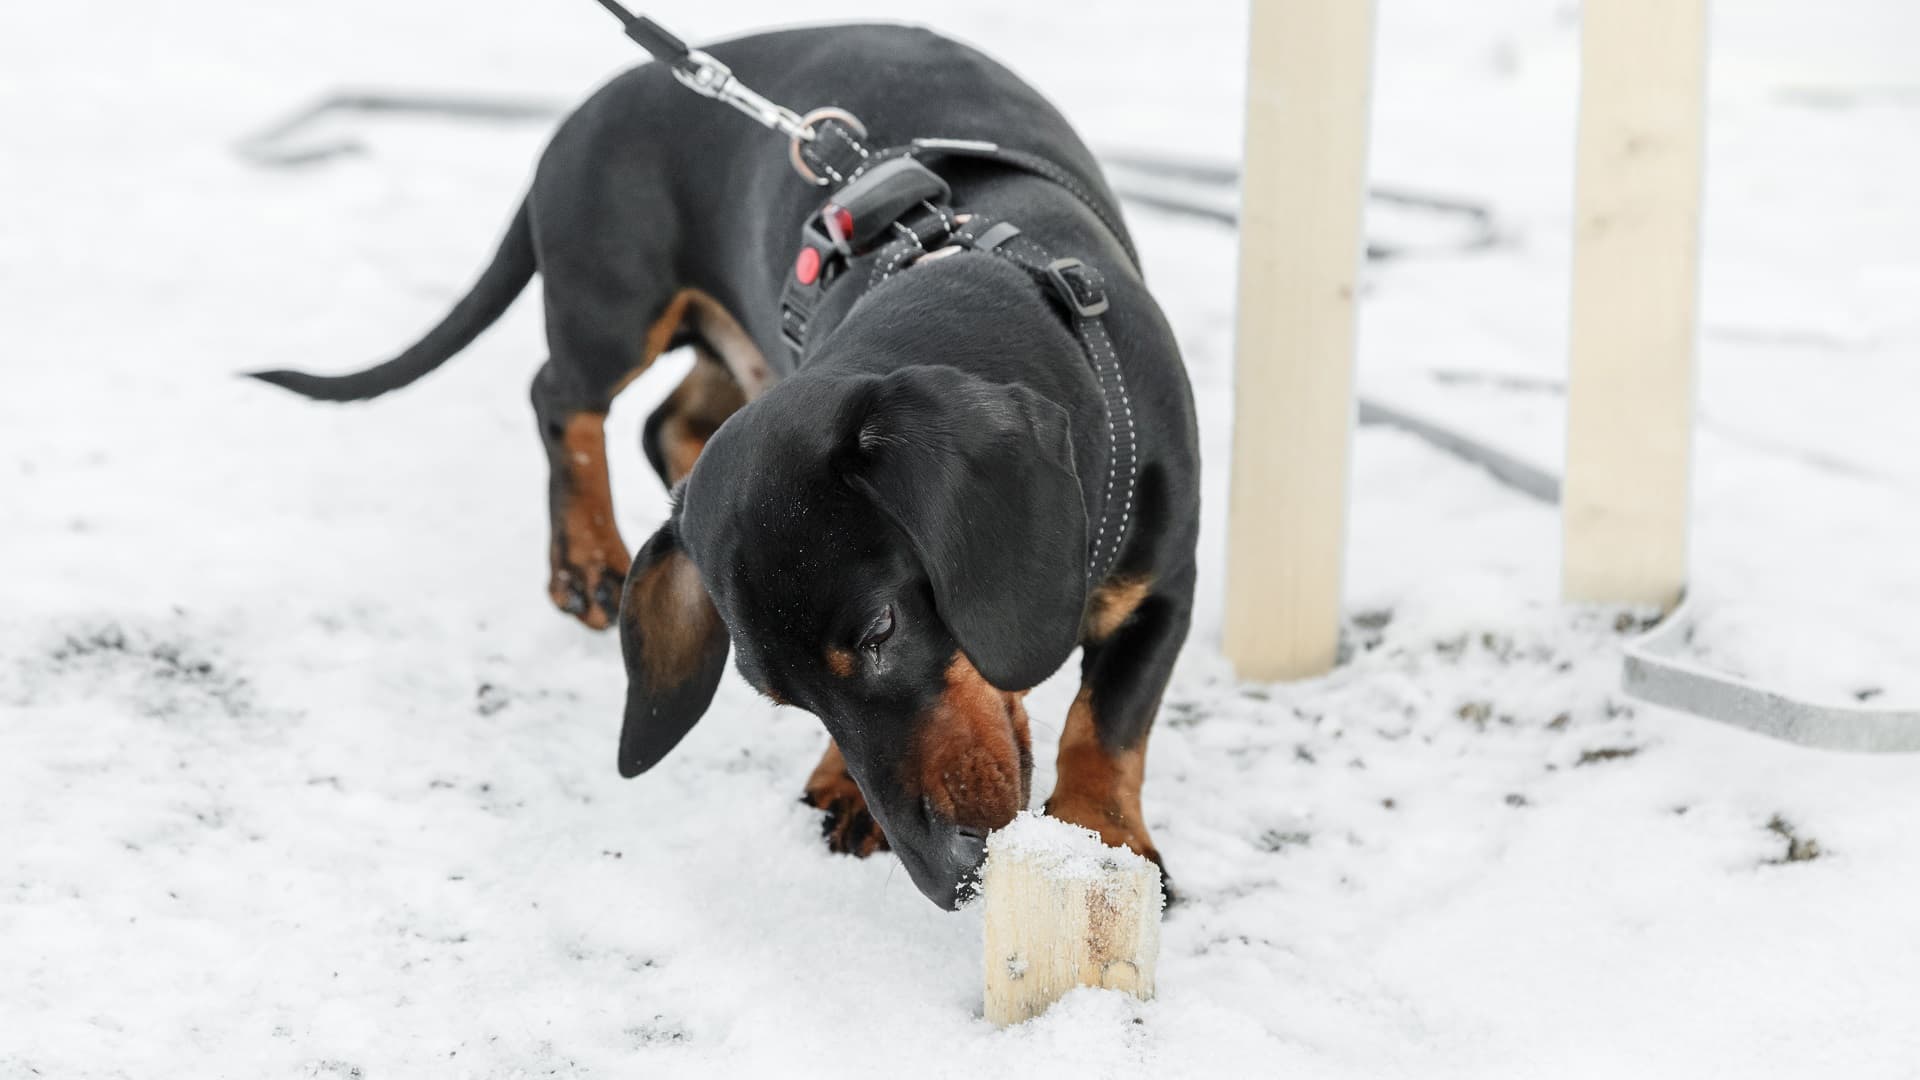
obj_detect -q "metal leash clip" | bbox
[669,50,814,142]
[591,0,813,140]
[592,2,876,183]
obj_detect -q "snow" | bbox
[986,812,1158,889]
[4,0,1919,1077]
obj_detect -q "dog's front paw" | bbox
[803,743,889,857]
[1044,793,1173,902]
[1043,794,1163,869]
[548,547,629,631]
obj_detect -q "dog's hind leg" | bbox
[641,341,748,488]
[533,290,695,630]
[1045,563,1196,894]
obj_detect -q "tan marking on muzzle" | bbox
[913,653,1032,832]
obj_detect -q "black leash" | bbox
[587,0,1133,260]
[589,0,689,67]
[590,4,1138,582]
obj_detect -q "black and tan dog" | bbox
[254,25,1198,908]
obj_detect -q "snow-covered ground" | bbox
[4,1,1918,1076]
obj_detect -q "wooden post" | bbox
[982,815,1162,1027]
[1562,0,1708,608]
[1222,0,1376,680]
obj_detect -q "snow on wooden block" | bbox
[981,813,1163,1027]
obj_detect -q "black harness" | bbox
[592,2,1139,582]
[781,126,1140,582]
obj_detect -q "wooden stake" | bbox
[1563,0,1708,608]
[981,815,1162,1027]
[1222,0,1377,680]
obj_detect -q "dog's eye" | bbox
[858,606,895,652]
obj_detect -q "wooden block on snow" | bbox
[981,813,1163,1027]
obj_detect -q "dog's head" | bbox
[614,357,1089,907]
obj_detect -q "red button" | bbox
[794,246,821,285]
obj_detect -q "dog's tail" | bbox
[246,200,535,402]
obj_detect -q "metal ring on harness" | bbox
[789,108,869,186]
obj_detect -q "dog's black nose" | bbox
[949,826,990,906]
[949,826,988,873]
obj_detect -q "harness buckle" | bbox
[1044,257,1109,318]
[817,158,952,252]
[779,228,840,357]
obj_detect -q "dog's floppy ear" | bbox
[616,516,729,777]
[847,365,1087,690]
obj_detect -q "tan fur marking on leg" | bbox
[607,291,694,398]
[683,289,773,399]
[606,288,766,403]
[1046,687,1160,866]
[547,290,741,628]
[655,347,748,484]
[1083,574,1155,641]
[551,413,629,629]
